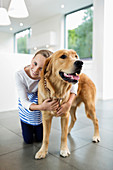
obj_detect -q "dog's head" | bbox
[43,49,83,84]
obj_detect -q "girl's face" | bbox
[30,54,46,79]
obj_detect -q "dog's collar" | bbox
[44,76,63,107]
[44,76,51,97]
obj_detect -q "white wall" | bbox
[93,0,104,99]
[31,14,64,51]
[93,0,113,100]
[0,53,33,112]
[0,32,14,53]
[103,0,113,99]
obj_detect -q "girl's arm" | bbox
[15,71,33,110]
[29,99,59,111]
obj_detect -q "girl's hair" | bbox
[34,50,53,58]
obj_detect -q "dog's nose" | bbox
[74,60,83,67]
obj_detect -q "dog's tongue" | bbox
[64,73,79,80]
[72,75,79,80]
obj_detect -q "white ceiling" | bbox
[0,0,93,33]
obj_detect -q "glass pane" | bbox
[66,6,93,59]
[15,29,31,54]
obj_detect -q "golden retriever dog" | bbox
[35,49,100,159]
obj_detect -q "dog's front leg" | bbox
[35,114,52,159]
[60,114,70,157]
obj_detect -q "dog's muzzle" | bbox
[74,60,83,73]
[59,60,83,84]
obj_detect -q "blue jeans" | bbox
[20,120,43,144]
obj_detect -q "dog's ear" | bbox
[42,57,52,78]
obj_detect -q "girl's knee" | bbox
[23,136,33,144]
[35,124,43,142]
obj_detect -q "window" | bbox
[14,28,32,54]
[65,5,93,59]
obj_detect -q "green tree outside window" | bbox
[15,28,31,54]
[17,36,29,54]
[67,7,93,59]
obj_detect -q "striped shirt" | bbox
[18,92,42,125]
[15,68,78,125]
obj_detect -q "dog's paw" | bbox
[60,148,70,157]
[92,136,100,143]
[35,150,48,159]
[67,127,71,135]
[67,130,71,135]
[68,132,70,135]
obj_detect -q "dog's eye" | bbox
[75,55,78,58]
[60,55,67,59]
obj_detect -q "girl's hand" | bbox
[56,93,75,116]
[41,99,59,111]
[56,102,71,116]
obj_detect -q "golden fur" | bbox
[35,49,100,159]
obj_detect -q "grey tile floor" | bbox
[0,100,113,170]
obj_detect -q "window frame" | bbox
[64,4,93,60]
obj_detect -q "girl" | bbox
[15,50,78,144]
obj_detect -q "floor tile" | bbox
[0,110,18,120]
[71,126,98,142]
[59,143,113,170]
[0,116,21,135]
[99,118,113,132]
[34,127,91,158]
[0,126,27,155]
[71,126,113,151]
[51,107,92,132]
[96,129,113,151]
[45,128,91,155]
[0,145,78,170]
